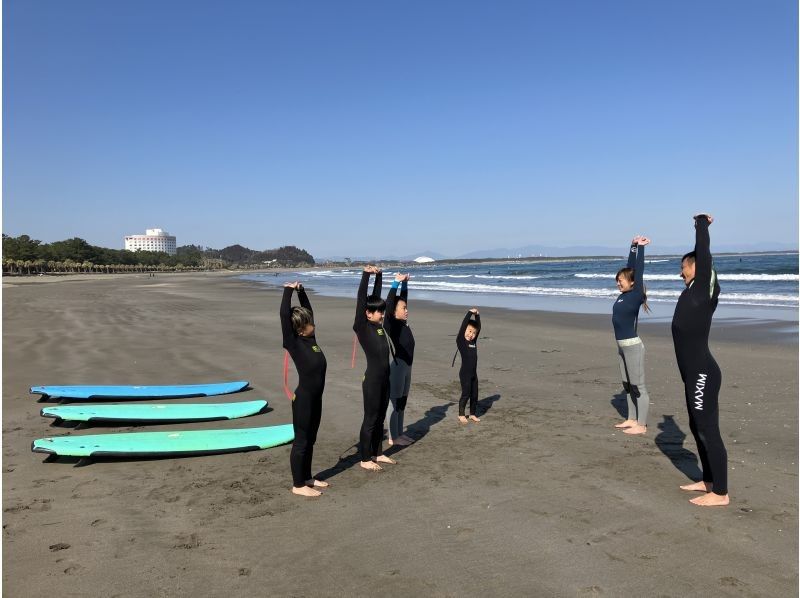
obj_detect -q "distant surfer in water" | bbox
[384,273,416,446]
[281,282,329,497]
[354,266,396,471]
[673,214,728,506]
[611,235,651,435]
[455,308,481,423]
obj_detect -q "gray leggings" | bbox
[388,359,412,440]
[617,340,650,425]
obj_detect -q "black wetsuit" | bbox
[671,218,727,495]
[281,287,327,488]
[353,271,391,461]
[456,311,481,417]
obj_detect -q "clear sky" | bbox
[4,0,798,258]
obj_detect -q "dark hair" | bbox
[466,320,479,330]
[681,251,696,264]
[366,296,386,314]
[291,307,314,334]
[615,267,650,314]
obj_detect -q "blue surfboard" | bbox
[40,400,268,424]
[32,424,295,460]
[30,380,250,400]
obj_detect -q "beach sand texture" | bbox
[3,273,797,597]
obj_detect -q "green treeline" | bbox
[2,234,315,275]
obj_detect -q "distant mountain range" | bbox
[318,243,797,263]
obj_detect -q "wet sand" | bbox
[3,272,797,596]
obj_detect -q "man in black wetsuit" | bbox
[281,282,328,498]
[353,266,395,471]
[672,214,729,506]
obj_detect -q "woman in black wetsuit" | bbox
[281,282,328,498]
[672,214,728,507]
[353,266,395,471]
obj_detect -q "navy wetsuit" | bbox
[456,311,481,417]
[671,218,726,495]
[281,286,327,488]
[354,271,391,461]
[612,242,650,425]
[385,280,416,439]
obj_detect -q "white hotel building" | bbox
[124,229,177,255]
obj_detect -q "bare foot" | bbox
[375,454,396,465]
[458,415,468,424]
[614,419,637,428]
[306,479,329,488]
[469,415,481,423]
[623,424,647,435]
[680,481,713,492]
[398,434,415,444]
[360,460,382,472]
[292,486,322,497]
[390,436,412,446]
[690,493,730,507]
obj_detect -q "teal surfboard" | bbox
[40,400,268,424]
[32,424,295,459]
[30,380,249,400]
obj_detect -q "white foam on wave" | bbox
[575,273,799,282]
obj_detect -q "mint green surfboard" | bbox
[40,400,268,424]
[32,424,294,460]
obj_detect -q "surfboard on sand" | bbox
[40,400,268,424]
[29,380,250,401]
[32,424,295,462]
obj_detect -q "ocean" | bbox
[242,253,798,321]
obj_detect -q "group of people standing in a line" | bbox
[280,213,728,507]
[280,266,481,496]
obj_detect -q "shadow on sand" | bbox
[654,414,702,482]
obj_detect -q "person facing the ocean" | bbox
[280,282,329,498]
[611,235,652,435]
[455,308,481,423]
[353,266,396,471]
[672,214,728,506]
[384,272,416,446]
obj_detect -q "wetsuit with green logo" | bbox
[281,286,327,488]
[353,271,390,461]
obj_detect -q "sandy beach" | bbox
[3,272,797,597]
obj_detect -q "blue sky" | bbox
[4,0,797,258]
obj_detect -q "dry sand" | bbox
[3,272,797,597]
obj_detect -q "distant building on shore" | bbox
[124,228,177,255]
[414,256,435,263]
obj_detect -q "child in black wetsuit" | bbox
[281,282,328,498]
[455,308,481,423]
[353,266,395,471]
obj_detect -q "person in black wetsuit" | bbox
[353,266,395,471]
[612,235,652,435]
[384,273,416,446]
[672,214,729,506]
[455,308,481,423]
[281,282,328,498]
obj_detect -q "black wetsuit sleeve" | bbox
[473,313,482,338]
[280,287,295,350]
[297,287,312,312]
[693,217,713,294]
[456,311,472,349]
[400,280,408,302]
[626,242,638,269]
[371,271,383,298]
[384,284,398,335]
[354,271,370,331]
